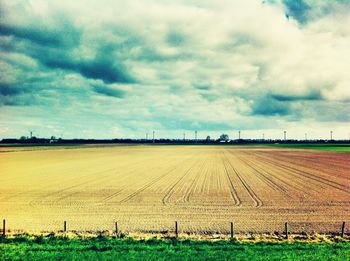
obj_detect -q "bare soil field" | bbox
[0,145,349,234]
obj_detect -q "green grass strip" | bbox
[1,236,350,260]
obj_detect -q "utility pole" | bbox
[195,131,198,143]
[152,131,155,143]
[183,132,185,141]
[305,133,307,141]
[262,133,265,140]
[30,131,33,139]
[146,133,148,140]
[238,130,241,140]
[330,131,333,140]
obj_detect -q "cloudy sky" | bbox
[1,0,349,140]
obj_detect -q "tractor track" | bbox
[224,152,263,208]
[222,157,242,206]
[238,151,315,197]
[119,165,181,203]
[235,153,290,195]
[253,152,350,194]
[261,152,349,181]
[29,154,173,206]
[161,158,201,205]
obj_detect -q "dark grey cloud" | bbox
[298,100,350,122]
[271,91,322,101]
[0,17,134,85]
[0,83,23,96]
[5,39,133,84]
[167,31,185,46]
[92,83,125,98]
[42,54,133,84]
[283,0,310,23]
[0,22,80,48]
[279,0,350,24]
[251,95,290,116]
[0,81,46,106]
[0,93,38,106]
[251,90,322,117]
[0,79,56,106]
[251,92,349,124]
[195,85,210,90]
[78,60,133,85]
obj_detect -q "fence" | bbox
[1,219,347,239]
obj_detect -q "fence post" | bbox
[175,221,178,238]
[230,222,234,239]
[64,221,67,232]
[285,222,289,239]
[341,222,345,238]
[115,222,118,234]
[2,219,5,237]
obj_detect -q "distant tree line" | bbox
[1,136,349,145]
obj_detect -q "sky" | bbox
[0,0,350,140]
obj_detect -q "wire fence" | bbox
[1,219,348,239]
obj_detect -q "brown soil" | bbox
[0,145,349,234]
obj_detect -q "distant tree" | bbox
[206,136,211,141]
[219,134,229,142]
[20,136,27,140]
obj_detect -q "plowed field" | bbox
[0,145,349,234]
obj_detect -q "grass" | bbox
[262,143,350,152]
[1,236,350,260]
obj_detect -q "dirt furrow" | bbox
[224,152,263,208]
[254,152,350,194]
[222,157,242,206]
[161,158,201,205]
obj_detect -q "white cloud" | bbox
[0,0,349,139]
